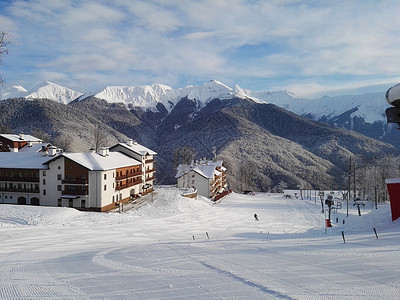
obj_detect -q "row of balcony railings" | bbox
[62,178,88,185]
[0,176,39,182]
[145,175,156,182]
[145,168,156,173]
[115,179,143,190]
[0,187,40,193]
[115,171,142,181]
[62,189,88,196]
[145,159,155,164]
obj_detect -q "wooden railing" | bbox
[116,172,142,181]
[62,178,88,185]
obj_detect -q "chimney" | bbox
[19,132,25,140]
[98,147,109,157]
[127,139,138,146]
[48,145,57,156]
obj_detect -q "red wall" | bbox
[386,182,400,221]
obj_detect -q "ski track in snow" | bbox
[0,189,399,299]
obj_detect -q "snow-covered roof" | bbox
[114,141,157,156]
[50,152,142,171]
[175,160,224,179]
[0,134,43,143]
[0,143,55,169]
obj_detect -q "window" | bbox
[81,200,85,208]
[104,185,107,191]
[58,166,61,170]
[43,179,46,185]
[69,199,73,207]
[43,171,46,176]
[57,174,61,180]
[58,199,62,207]
[57,185,61,191]
[104,174,107,180]
[43,189,46,195]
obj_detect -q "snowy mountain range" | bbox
[0,79,396,147]
[0,79,390,123]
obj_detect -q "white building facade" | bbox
[0,136,157,212]
[176,159,227,200]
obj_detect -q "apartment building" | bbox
[176,159,227,200]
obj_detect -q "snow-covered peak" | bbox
[93,83,179,111]
[24,81,83,105]
[0,85,27,100]
[178,80,234,103]
[90,80,263,112]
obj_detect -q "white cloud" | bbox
[2,0,400,95]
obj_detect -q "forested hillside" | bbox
[0,96,397,191]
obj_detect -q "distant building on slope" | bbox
[176,159,227,200]
[0,133,43,152]
[0,135,157,211]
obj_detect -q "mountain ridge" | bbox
[1,79,396,147]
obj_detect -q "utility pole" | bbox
[353,160,356,202]
[347,156,351,217]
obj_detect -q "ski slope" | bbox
[0,187,399,299]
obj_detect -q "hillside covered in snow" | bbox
[0,188,399,299]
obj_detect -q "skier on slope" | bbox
[254,213,259,221]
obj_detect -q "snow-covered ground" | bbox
[0,187,399,299]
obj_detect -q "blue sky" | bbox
[1,0,400,98]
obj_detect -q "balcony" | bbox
[116,172,142,181]
[0,176,39,183]
[145,159,155,164]
[145,168,156,173]
[0,187,40,193]
[62,188,88,196]
[62,178,88,185]
[145,176,156,182]
[115,179,143,190]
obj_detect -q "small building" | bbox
[385,178,400,221]
[0,133,43,152]
[176,159,227,200]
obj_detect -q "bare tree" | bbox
[31,128,50,142]
[93,127,107,152]
[0,31,11,86]
[52,134,73,152]
[238,159,257,192]
[173,146,197,168]
[0,123,12,133]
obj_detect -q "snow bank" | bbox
[0,205,83,227]
[130,188,212,218]
[331,203,399,234]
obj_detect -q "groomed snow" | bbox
[0,187,399,299]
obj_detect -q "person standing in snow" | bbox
[254,213,259,221]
